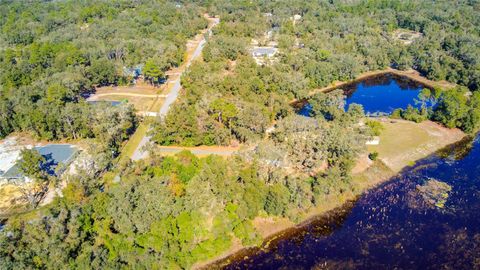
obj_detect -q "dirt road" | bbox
[87,93,166,100]
[131,16,220,161]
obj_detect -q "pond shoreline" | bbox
[290,68,455,106]
[196,71,459,269]
[308,68,455,96]
[197,121,465,269]
[196,162,393,269]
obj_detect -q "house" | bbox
[251,46,278,65]
[0,144,78,185]
[252,47,278,58]
[123,64,144,79]
[252,46,278,65]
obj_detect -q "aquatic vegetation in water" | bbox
[415,179,452,208]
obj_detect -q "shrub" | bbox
[401,105,428,123]
[368,152,379,161]
[365,120,384,136]
[390,108,403,119]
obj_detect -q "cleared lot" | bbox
[367,119,465,172]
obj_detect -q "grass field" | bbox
[95,81,165,95]
[148,95,166,112]
[367,119,465,172]
[95,95,157,112]
[0,185,24,216]
[118,123,149,162]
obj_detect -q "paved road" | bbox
[131,135,151,160]
[131,17,219,161]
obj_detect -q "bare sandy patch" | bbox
[252,216,294,239]
[352,153,374,175]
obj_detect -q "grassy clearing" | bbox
[95,82,161,95]
[352,160,395,190]
[367,119,464,172]
[0,185,25,217]
[149,97,165,112]
[96,95,157,111]
[118,123,149,162]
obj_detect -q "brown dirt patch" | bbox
[95,84,162,96]
[352,153,374,175]
[252,216,295,239]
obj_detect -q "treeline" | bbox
[154,0,479,147]
[1,93,372,268]
[392,87,480,134]
[261,0,480,90]
[0,0,207,141]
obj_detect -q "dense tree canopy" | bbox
[154,0,479,147]
[1,0,480,269]
[0,0,207,141]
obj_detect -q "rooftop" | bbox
[252,47,278,56]
[1,144,77,179]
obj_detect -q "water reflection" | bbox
[299,73,427,117]
[221,135,480,269]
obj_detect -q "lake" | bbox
[299,73,427,116]
[220,134,480,269]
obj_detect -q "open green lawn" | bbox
[367,119,464,172]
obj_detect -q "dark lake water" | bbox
[299,73,427,116]
[220,134,480,269]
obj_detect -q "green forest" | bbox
[154,0,480,146]
[1,0,480,269]
[0,0,207,143]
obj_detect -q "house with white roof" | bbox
[251,46,278,65]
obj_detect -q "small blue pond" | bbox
[299,73,427,116]
[2,144,77,178]
[87,100,122,106]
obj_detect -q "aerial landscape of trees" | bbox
[154,0,479,147]
[0,0,207,143]
[0,0,480,269]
